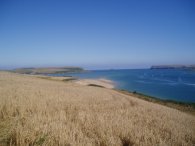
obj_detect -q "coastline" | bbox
[1,71,195,145]
[116,89,195,116]
[27,73,195,115]
[74,78,115,89]
[31,73,195,115]
[29,74,115,89]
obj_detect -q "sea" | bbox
[48,69,195,103]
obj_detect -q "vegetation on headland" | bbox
[11,67,84,74]
[117,89,195,116]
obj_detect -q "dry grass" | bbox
[0,72,195,146]
[117,90,195,116]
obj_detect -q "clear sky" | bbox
[0,0,195,69]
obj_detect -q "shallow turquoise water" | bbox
[48,69,195,103]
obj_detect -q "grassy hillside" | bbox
[12,67,84,74]
[117,90,195,116]
[0,72,195,146]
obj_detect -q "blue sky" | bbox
[0,0,195,69]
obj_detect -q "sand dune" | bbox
[0,72,195,146]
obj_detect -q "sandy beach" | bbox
[0,71,195,146]
[30,75,115,88]
[74,78,115,89]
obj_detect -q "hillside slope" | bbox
[0,72,195,146]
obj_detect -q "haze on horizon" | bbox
[0,0,195,70]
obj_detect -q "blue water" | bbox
[48,69,195,103]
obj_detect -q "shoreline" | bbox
[116,89,195,115]
[32,73,195,115]
[1,71,195,145]
[74,78,115,89]
[6,72,195,115]
[29,73,195,114]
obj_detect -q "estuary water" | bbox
[50,69,195,103]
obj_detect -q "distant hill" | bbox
[151,65,195,70]
[12,67,84,74]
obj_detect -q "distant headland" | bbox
[151,65,195,70]
[11,67,84,74]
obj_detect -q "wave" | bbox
[136,79,195,87]
[136,80,153,84]
[183,83,195,87]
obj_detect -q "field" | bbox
[0,72,195,146]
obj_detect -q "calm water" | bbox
[49,69,195,103]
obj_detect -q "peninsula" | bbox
[151,65,195,70]
[11,67,84,74]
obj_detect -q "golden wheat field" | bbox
[0,72,195,146]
